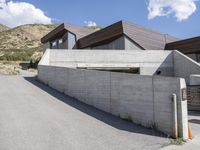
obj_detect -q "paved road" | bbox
[0,76,170,150]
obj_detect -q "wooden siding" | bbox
[166,36,200,54]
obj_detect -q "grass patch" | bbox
[0,46,42,62]
[0,49,34,61]
[171,138,185,145]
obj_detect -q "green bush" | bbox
[0,49,34,61]
[29,59,40,69]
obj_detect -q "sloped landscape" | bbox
[0,24,57,50]
[0,23,101,75]
[0,23,57,74]
[0,24,10,33]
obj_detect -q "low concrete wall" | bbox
[190,75,200,86]
[47,49,174,76]
[174,51,200,85]
[38,65,188,139]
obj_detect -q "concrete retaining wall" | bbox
[190,75,200,86]
[38,65,188,139]
[174,51,200,85]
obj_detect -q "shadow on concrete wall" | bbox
[24,76,168,138]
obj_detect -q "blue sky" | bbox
[0,0,200,39]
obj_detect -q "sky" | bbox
[0,0,200,39]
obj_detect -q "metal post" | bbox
[172,93,178,139]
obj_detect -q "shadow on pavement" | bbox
[24,76,168,138]
[189,111,200,116]
[189,119,200,125]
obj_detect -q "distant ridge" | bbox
[0,23,58,62]
[0,24,58,50]
[0,24,10,33]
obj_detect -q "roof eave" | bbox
[41,23,66,43]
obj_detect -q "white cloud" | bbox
[147,0,198,21]
[0,0,52,27]
[84,21,97,27]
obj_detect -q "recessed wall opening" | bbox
[77,67,140,74]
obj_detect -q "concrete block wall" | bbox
[173,50,200,85]
[38,65,188,139]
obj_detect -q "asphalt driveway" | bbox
[0,75,170,150]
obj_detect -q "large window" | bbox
[68,32,76,49]
[58,39,63,44]
[49,32,76,50]
[51,40,57,49]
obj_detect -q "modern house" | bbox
[41,21,200,63]
[41,21,179,51]
[38,20,200,140]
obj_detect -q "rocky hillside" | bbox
[0,24,57,50]
[0,23,57,64]
[0,23,99,63]
[0,24,10,33]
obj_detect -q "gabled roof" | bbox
[41,21,179,50]
[165,36,200,54]
[77,21,179,49]
[122,21,179,50]
[41,23,95,43]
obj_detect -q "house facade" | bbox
[38,20,200,139]
[41,21,200,63]
[41,21,179,51]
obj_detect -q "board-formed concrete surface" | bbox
[38,65,189,138]
[0,75,171,150]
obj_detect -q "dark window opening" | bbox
[77,67,140,74]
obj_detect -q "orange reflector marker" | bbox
[188,123,193,139]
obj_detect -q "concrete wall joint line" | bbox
[152,76,155,125]
[109,72,111,113]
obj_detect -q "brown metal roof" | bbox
[41,23,95,43]
[77,21,124,49]
[123,21,179,50]
[77,21,179,49]
[41,21,179,49]
[165,36,200,54]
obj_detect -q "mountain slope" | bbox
[0,24,10,33]
[0,24,57,50]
